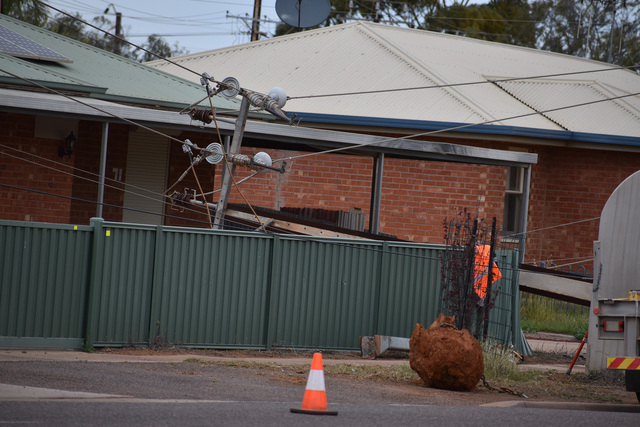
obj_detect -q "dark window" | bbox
[503,166,523,234]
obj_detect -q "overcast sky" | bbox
[43,1,487,55]
[44,0,281,54]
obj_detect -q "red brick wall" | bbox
[176,145,508,243]
[4,111,640,275]
[68,121,128,224]
[525,146,640,272]
[0,113,74,223]
[0,112,128,225]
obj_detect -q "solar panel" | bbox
[0,23,72,63]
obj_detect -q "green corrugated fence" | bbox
[0,218,524,353]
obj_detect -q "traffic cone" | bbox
[290,352,338,415]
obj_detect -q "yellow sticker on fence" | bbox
[106,230,111,237]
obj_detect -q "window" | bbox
[503,166,524,234]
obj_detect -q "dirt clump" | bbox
[409,318,484,391]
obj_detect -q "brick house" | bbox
[1,15,534,245]
[148,21,640,272]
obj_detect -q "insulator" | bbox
[189,109,213,124]
[229,153,252,168]
[168,191,194,211]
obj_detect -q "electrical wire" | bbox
[0,138,604,274]
[0,144,220,224]
[288,65,640,100]
[8,3,634,253]
[189,156,214,228]
[38,1,203,79]
[0,182,218,227]
[40,0,640,106]
[505,216,600,239]
[273,90,640,164]
[0,62,622,251]
[208,101,266,231]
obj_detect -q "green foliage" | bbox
[277,0,639,66]
[482,341,538,381]
[532,0,640,65]
[520,295,589,339]
[4,3,188,62]
[2,0,48,26]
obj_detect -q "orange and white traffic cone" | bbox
[290,352,338,415]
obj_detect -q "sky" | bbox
[43,1,486,56]
[44,0,281,54]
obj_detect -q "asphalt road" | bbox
[3,398,640,426]
[1,350,639,426]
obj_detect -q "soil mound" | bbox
[409,320,484,391]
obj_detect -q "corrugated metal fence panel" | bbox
[0,221,91,343]
[92,223,156,345]
[376,243,445,336]
[1,220,524,352]
[151,229,272,347]
[486,250,524,352]
[267,237,381,349]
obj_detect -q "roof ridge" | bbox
[353,21,494,123]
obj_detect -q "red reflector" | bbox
[618,321,624,332]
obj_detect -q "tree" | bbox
[274,1,537,49]
[532,0,640,65]
[271,0,638,65]
[45,12,87,41]
[135,35,189,62]
[1,0,47,26]
[3,2,189,63]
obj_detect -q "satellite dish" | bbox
[267,87,287,108]
[275,0,331,29]
[220,77,240,98]
[205,143,224,164]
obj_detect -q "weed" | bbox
[482,341,537,382]
[520,295,588,338]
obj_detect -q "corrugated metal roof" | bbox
[0,14,241,112]
[495,79,640,136]
[147,21,640,138]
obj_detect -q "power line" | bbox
[8,3,634,249]
[39,1,203,78]
[274,89,640,163]
[0,144,221,224]
[288,64,639,100]
[0,182,216,228]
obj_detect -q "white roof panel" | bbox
[148,22,640,137]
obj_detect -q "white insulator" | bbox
[267,87,287,108]
[252,152,272,168]
[205,143,224,164]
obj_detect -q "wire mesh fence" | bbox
[439,209,523,351]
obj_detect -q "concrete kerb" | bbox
[0,334,587,372]
[0,348,406,366]
[0,336,605,410]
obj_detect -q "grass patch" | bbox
[325,363,418,382]
[183,358,418,383]
[520,294,588,339]
[482,342,538,382]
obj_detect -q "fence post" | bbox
[147,225,164,346]
[83,217,105,351]
[373,241,389,333]
[265,234,281,350]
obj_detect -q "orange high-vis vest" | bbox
[473,245,502,299]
